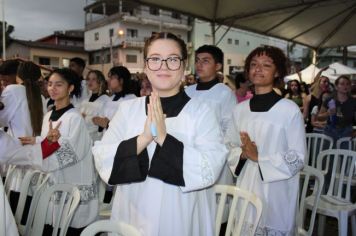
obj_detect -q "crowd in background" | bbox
[0,31,355,236]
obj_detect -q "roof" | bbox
[11,39,86,53]
[125,0,356,49]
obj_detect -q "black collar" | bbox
[113,91,124,101]
[49,104,74,121]
[196,78,220,90]
[89,93,100,102]
[250,90,282,112]
[145,91,190,118]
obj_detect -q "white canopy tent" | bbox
[322,62,356,81]
[128,0,356,49]
[285,64,320,84]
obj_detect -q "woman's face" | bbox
[47,73,73,102]
[144,39,185,97]
[336,78,351,94]
[108,74,122,93]
[319,76,329,92]
[290,81,299,93]
[140,78,152,96]
[87,72,100,93]
[248,53,278,89]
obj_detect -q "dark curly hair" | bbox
[244,45,289,86]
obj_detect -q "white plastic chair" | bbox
[336,136,356,150]
[14,170,50,235]
[80,220,141,236]
[305,149,356,236]
[3,164,17,197]
[98,179,115,219]
[215,185,262,236]
[305,133,333,169]
[297,166,324,236]
[25,183,81,236]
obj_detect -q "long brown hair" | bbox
[17,62,43,136]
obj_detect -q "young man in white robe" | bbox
[225,46,305,235]
[93,32,227,236]
[185,45,236,187]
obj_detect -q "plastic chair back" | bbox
[297,166,324,236]
[26,183,80,236]
[215,185,262,236]
[305,133,333,168]
[80,220,141,236]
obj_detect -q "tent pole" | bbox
[211,22,215,45]
[312,49,317,65]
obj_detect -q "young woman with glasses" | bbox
[93,32,227,236]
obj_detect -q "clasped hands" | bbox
[139,92,167,146]
[240,131,258,162]
[19,120,62,145]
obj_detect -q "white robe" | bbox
[29,108,99,228]
[0,178,18,236]
[225,99,306,235]
[185,83,236,185]
[0,84,32,138]
[103,94,137,120]
[79,94,110,141]
[92,96,227,236]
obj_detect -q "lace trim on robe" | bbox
[255,225,294,236]
[55,140,79,168]
[51,181,98,205]
[283,150,303,176]
[201,156,214,185]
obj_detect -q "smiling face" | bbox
[47,73,73,103]
[144,39,185,97]
[248,53,279,94]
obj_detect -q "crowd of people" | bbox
[0,31,355,236]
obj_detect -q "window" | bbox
[353,61,356,67]
[106,54,111,63]
[39,57,50,65]
[227,38,232,44]
[127,29,138,38]
[95,55,100,64]
[94,32,99,41]
[246,41,250,46]
[172,12,181,19]
[109,28,114,37]
[149,7,159,15]
[235,39,239,45]
[126,54,137,63]
[227,59,232,65]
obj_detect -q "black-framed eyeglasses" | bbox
[145,56,183,71]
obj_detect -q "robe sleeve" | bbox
[224,110,243,177]
[258,109,306,182]
[40,115,92,172]
[0,87,20,127]
[148,134,184,186]
[0,131,43,169]
[220,89,237,135]
[108,136,149,185]
[180,104,227,192]
[92,103,133,185]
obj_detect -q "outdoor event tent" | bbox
[322,62,356,81]
[285,64,320,84]
[129,0,356,49]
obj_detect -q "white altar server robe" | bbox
[93,96,227,236]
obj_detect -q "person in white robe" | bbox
[79,70,110,142]
[92,66,136,131]
[93,32,227,236]
[20,68,98,235]
[225,46,305,236]
[0,62,45,211]
[185,45,236,186]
